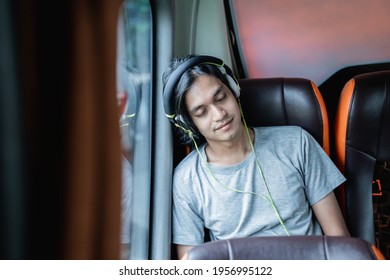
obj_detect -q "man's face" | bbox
[184,75,242,144]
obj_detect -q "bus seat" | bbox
[335,70,390,257]
[184,236,385,260]
[238,77,351,212]
[239,77,330,155]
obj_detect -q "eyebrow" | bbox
[189,86,224,115]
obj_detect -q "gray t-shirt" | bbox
[172,126,346,246]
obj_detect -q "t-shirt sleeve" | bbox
[300,128,346,205]
[172,168,205,246]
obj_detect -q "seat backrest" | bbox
[239,77,330,155]
[335,70,390,253]
[184,236,385,260]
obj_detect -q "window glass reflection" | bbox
[116,0,151,259]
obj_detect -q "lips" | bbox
[215,117,233,131]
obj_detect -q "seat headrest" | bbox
[239,77,329,154]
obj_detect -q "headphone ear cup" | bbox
[175,114,198,141]
[175,114,185,125]
[219,65,240,98]
[225,73,240,97]
[175,115,191,133]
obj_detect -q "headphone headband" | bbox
[163,55,238,119]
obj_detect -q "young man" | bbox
[162,55,349,259]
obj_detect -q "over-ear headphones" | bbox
[163,55,240,123]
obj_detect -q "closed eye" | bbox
[215,92,226,102]
[194,108,207,118]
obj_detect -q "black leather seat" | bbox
[185,236,385,260]
[239,77,347,207]
[239,77,330,154]
[334,70,390,256]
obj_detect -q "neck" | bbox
[205,126,254,166]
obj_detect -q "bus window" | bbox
[116,0,152,260]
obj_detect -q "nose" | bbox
[211,105,226,121]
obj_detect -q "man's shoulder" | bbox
[174,145,203,174]
[254,125,303,136]
[253,126,309,149]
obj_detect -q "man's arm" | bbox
[177,245,194,260]
[312,191,350,236]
